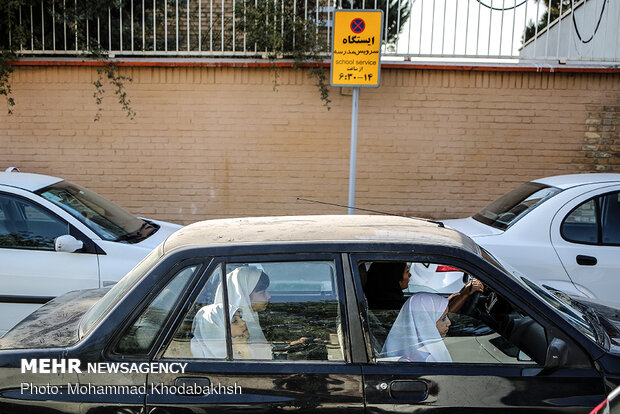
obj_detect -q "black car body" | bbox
[1,215,619,413]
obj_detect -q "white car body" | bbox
[406,263,466,294]
[0,172,182,336]
[444,173,620,304]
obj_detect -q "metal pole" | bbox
[348,87,360,215]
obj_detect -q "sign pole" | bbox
[348,86,360,215]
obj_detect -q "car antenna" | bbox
[296,197,444,227]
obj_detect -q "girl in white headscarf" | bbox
[381,292,452,363]
[213,266,273,359]
[190,304,251,359]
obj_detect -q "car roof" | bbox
[533,173,620,190]
[0,172,64,192]
[162,215,480,253]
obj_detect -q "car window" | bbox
[0,193,69,250]
[115,264,199,354]
[561,191,620,246]
[473,182,561,230]
[164,265,223,358]
[561,199,598,244]
[360,260,546,366]
[165,260,345,362]
[37,180,152,242]
[601,192,620,244]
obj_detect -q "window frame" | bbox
[560,190,620,247]
[155,252,351,364]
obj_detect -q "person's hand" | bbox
[289,337,311,347]
[448,279,484,313]
[464,279,484,296]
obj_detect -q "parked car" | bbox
[0,172,182,336]
[406,262,465,294]
[444,173,620,304]
[1,215,618,413]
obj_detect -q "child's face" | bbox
[436,307,451,337]
[231,310,249,339]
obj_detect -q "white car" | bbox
[444,173,620,304]
[406,263,466,294]
[0,172,182,336]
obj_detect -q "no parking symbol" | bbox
[350,18,365,34]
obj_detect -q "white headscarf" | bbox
[190,303,235,359]
[381,292,452,363]
[214,266,272,359]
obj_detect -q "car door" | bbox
[352,253,605,412]
[0,192,100,335]
[146,253,364,413]
[550,185,620,302]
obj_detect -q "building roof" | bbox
[162,215,479,253]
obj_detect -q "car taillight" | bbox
[436,265,460,272]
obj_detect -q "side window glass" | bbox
[0,194,69,250]
[361,260,546,366]
[561,199,598,244]
[601,192,620,245]
[164,266,223,359]
[115,264,199,354]
[169,260,345,362]
[227,261,344,361]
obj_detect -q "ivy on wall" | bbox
[238,0,332,109]
[0,0,134,120]
[1,0,409,117]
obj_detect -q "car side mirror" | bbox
[55,235,84,253]
[544,337,568,370]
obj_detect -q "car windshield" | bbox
[79,245,163,338]
[36,181,155,242]
[473,182,562,230]
[480,248,598,344]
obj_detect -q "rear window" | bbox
[473,182,561,230]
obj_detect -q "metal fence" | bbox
[7,0,619,64]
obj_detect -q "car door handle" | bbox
[576,255,597,266]
[174,377,211,395]
[389,380,428,401]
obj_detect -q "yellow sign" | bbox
[331,10,383,87]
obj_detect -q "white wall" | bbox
[520,0,619,63]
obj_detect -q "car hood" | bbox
[0,288,108,350]
[442,217,503,237]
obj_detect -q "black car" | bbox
[1,215,619,413]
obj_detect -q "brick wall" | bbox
[579,96,620,172]
[1,65,618,225]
